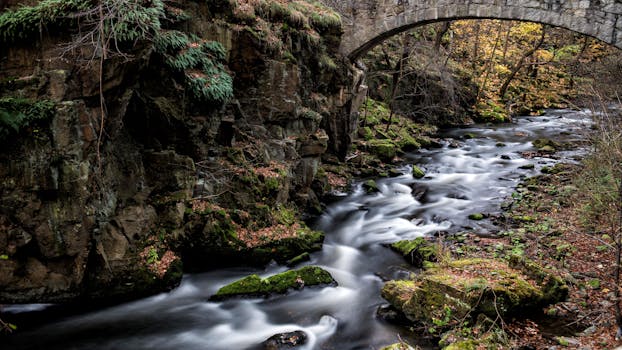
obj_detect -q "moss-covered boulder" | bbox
[382,258,567,332]
[181,202,325,269]
[210,266,336,300]
[412,165,425,179]
[368,140,397,162]
[390,237,438,267]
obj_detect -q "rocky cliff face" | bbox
[0,0,365,304]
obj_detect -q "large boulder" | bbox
[382,257,567,331]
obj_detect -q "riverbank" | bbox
[438,162,618,348]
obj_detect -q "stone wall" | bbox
[339,0,622,58]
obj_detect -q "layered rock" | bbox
[0,1,362,303]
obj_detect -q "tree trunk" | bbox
[499,25,546,101]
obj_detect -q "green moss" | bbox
[391,237,438,267]
[383,257,567,330]
[286,252,310,267]
[412,165,426,179]
[468,213,484,220]
[0,0,165,44]
[0,0,87,43]
[210,266,335,300]
[368,140,397,162]
[363,179,380,193]
[532,138,560,151]
[587,279,600,289]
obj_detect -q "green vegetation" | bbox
[382,257,567,339]
[207,0,341,71]
[0,0,165,44]
[468,213,484,220]
[390,237,438,267]
[155,31,233,104]
[358,98,436,162]
[210,265,335,300]
[0,98,55,140]
[0,0,87,42]
[363,20,621,123]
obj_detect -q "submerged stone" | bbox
[532,138,560,151]
[210,266,336,300]
[412,165,425,179]
[262,330,307,349]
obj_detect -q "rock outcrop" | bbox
[0,1,363,303]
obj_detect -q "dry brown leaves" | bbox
[327,172,347,188]
[140,247,179,279]
[237,223,301,248]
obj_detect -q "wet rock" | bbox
[209,266,336,300]
[286,252,311,267]
[363,179,380,193]
[532,138,560,152]
[389,237,438,268]
[468,213,485,220]
[261,331,307,350]
[412,165,425,179]
[376,304,411,325]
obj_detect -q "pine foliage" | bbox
[155,30,233,104]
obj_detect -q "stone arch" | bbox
[339,0,622,59]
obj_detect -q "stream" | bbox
[3,110,592,350]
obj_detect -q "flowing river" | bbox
[3,110,592,350]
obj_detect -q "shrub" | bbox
[0,98,55,140]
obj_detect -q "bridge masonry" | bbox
[338,0,622,59]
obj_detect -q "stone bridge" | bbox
[336,0,622,59]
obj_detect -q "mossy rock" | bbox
[532,138,560,151]
[468,213,484,220]
[247,227,325,265]
[412,165,425,179]
[382,258,567,329]
[368,140,397,162]
[390,237,438,268]
[363,179,380,193]
[210,266,336,300]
